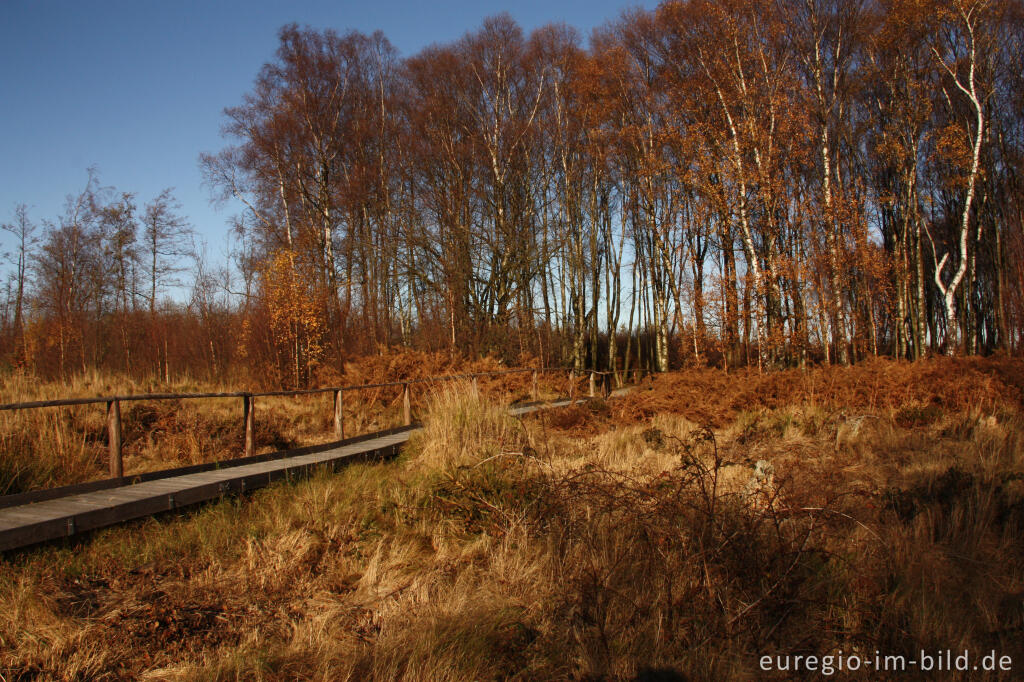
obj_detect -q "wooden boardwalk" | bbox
[0,398,578,553]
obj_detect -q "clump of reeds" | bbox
[408,381,526,472]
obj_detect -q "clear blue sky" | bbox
[0,0,654,269]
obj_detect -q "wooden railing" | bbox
[0,367,649,482]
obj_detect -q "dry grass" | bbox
[1,358,1023,680]
[408,381,527,472]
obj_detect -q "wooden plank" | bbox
[90,489,153,504]
[0,518,71,550]
[36,497,110,512]
[0,508,51,529]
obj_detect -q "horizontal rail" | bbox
[0,391,249,411]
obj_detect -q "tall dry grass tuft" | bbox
[408,382,527,472]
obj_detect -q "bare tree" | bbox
[1,204,37,362]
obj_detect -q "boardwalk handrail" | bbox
[1,366,647,485]
[0,367,557,410]
[0,367,640,411]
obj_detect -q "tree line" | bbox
[0,171,214,380]
[4,0,1024,385]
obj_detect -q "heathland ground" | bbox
[1,355,1022,680]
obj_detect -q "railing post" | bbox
[333,389,344,440]
[532,371,538,401]
[589,371,596,398]
[107,399,122,478]
[403,383,412,426]
[243,393,255,458]
[569,370,575,401]
[472,375,479,394]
